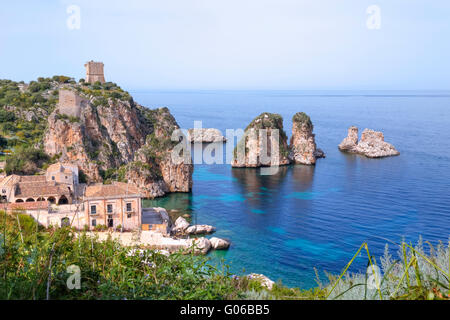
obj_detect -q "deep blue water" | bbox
[133,90,450,288]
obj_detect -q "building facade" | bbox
[84,182,142,231]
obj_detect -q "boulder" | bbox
[247,273,275,290]
[210,237,230,250]
[172,216,190,233]
[339,126,400,158]
[185,224,216,235]
[189,237,211,254]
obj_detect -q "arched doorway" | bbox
[37,197,45,201]
[61,217,70,227]
[26,198,35,202]
[58,195,68,205]
[15,199,24,203]
[47,197,56,204]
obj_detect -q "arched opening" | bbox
[26,198,35,202]
[58,195,68,205]
[61,217,70,227]
[15,199,24,203]
[37,197,45,202]
[47,197,56,204]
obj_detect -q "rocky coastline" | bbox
[41,83,193,198]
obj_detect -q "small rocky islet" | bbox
[338,126,400,158]
[231,112,400,168]
[187,128,227,143]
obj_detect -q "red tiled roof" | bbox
[85,182,140,198]
[15,183,71,198]
[18,175,46,183]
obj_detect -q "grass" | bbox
[0,209,448,300]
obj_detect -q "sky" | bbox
[1,0,449,90]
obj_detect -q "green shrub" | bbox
[5,146,50,175]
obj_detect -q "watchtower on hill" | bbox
[84,61,105,84]
[58,89,83,118]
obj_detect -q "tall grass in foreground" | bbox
[324,238,450,300]
[0,211,449,300]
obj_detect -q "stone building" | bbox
[0,162,79,204]
[84,182,142,231]
[84,61,105,84]
[57,89,85,118]
[1,163,148,232]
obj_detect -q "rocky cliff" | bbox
[289,112,325,165]
[231,112,290,167]
[338,126,400,158]
[42,82,192,197]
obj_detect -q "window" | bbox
[52,176,55,181]
[126,203,132,212]
[91,219,96,227]
[127,213,132,219]
[1,189,5,193]
[90,205,97,214]
[107,204,113,213]
[65,176,68,179]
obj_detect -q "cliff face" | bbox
[231,113,290,167]
[338,126,400,158]
[43,85,193,197]
[289,112,324,165]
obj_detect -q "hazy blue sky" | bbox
[1,0,449,90]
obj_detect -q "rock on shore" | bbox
[247,274,275,290]
[172,216,190,234]
[339,126,400,158]
[188,237,212,255]
[185,224,216,235]
[231,113,291,168]
[187,128,226,143]
[210,237,230,250]
[289,112,325,165]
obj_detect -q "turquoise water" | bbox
[137,90,450,288]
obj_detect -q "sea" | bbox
[132,89,450,289]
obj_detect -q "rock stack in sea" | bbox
[231,112,291,168]
[288,112,325,165]
[338,126,400,158]
[232,112,325,168]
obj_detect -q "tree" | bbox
[5,147,50,175]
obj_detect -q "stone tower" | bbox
[84,61,105,84]
[58,89,84,118]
